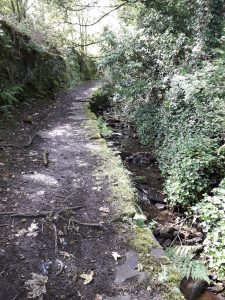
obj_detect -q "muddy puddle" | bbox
[99,109,225,300]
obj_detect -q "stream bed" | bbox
[99,108,225,300]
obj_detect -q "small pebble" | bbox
[0,249,6,258]
[18,253,25,260]
[155,203,165,210]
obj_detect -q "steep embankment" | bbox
[0,19,96,110]
[0,20,67,107]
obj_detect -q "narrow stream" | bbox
[98,107,225,300]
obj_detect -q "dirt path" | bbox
[0,81,183,300]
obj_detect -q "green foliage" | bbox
[0,20,81,109]
[99,1,225,207]
[161,135,225,207]
[66,48,82,85]
[99,0,225,279]
[0,84,24,111]
[166,246,210,283]
[97,116,112,137]
[134,104,159,146]
[192,180,225,281]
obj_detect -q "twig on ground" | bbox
[69,217,106,230]
[52,223,58,254]
[10,293,20,300]
[43,150,49,167]
[24,134,38,148]
[0,133,38,149]
[63,192,74,202]
[0,206,84,218]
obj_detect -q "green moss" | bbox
[84,103,97,120]
[133,227,159,252]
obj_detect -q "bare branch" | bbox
[58,1,97,12]
[72,39,105,47]
[66,1,129,27]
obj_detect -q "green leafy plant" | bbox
[134,103,159,146]
[192,180,225,281]
[166,246,210,283]
[97,116,112,137]
[0,84,24,110]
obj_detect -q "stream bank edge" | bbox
[84,96,185,300]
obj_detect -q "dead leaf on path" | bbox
[25,273,48,299]
[99,207,110,213]
[15,228,28,237]
[95,294,103,300]
[80,271,94,285]
[59,251,75,258]
[16,221,39,237]
[92,186,102,191]
[137,263,144,272]
[112,252,122,261]
[27,221,39,237]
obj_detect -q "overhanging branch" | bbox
[66,0,130,27]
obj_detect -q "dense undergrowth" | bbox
[99,0,225,282]
[0,18,96,111]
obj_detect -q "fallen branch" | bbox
[0,206,83,218]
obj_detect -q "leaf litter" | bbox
[15,221,39,237]
[24,273,48,299]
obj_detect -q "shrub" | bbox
[161,134,224,207]
[193,180,225,281]
[134,103,159,146]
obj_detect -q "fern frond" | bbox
[166,247,210,283]
[172,245,197,256]
[191,261,210,283]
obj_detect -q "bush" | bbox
[155,65,225,206]
[193,179,225,281]
[99,1,225,209]
[161,134,224,207]
[134,103,159,146]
